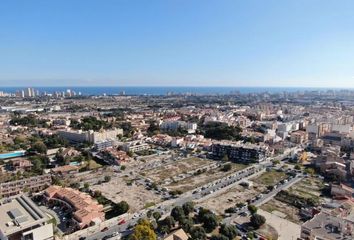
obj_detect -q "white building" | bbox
[58,128,123,144]
[0,195,54,240]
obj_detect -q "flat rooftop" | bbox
[0,194,48,236]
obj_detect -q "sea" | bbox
[0,86,347,96]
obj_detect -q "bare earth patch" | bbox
[90,176,161,212]
[165,163,247,193]
[197,183,265,215]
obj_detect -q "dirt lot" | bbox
[261,199,303,224]
[287,176,324,200]
[140,157,215,183]
[90,176,161,212]
[251,169,287,186]
[197,183,265,215]
[164,163,247,193]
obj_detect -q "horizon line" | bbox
[0,85,352,89]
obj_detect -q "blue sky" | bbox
[1,0,354,87]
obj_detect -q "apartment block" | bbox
[0,175,52,198]
[212,143,268,163]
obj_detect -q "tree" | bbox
[248,205,258,215]
[225,207,237,214]
[152,212,161,222]
[29,155,48,174]
[70,182,80,189]
[202,122,242,141]
[202,213,218,233]
[104,175,111,182]
[196,207,211,223]
[127,151,134,157]
[221,163,232,172]
[272,160,280,165]
[210,235,228,240]
[190,226,207,240]
[147,121,160,136]
[114,201,130,215]
[31,141,47,154]
[130,219,157,240]
[294,164,301,170]
[250,214,266,229]
[83,182,90,190]
[179,217,194,233]
[147,210,153,218]
[171,206,185,222]
[219,224,238,239]
[121,165,126,171]
[158,216,175,234]
[304,167,315,176]
[182,202,194,216]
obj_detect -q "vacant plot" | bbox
[258,209,301,240]
[90,176,161,212]
[165,163,247,193]
[261,199,302,224]
[252,170,287,186]
[288,177,324,200]
[197,182,264,215]
[141,157,214,183]
[257,224,278,240]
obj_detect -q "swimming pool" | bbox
[0,151,26,159]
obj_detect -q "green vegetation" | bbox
[250,214,266,229]
[28,141,47,154]
[129,219,157,240]
[104,175,111,182]
[42,134,68,148]
[29,155,49,174]
[139,203,236,240]
[144,202,155,209]
[113,201,130,215]
[135,149,156,156]
[147,121,160,136]
[219,224,238,240]
[70,116,111,131]
[253,170,287,186]
[152,212,161,221]
[201,122,241,141]
[171,206,185,222]
[220,163,232,172]
[275,190,320,208]
[10,114,49,128]
[182,201,194,215]
[119,122,134,137]
[190,226,207,240]
[248,205,258,215]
